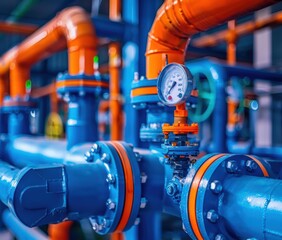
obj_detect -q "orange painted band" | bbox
[108,142,134,232]
[56,80,109,89]
[246,155,269,177]
[188,154,225,240]
[131,86,157,97]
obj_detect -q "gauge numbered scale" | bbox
[157,63,194,106]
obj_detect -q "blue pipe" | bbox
[252,147,282,160]
[8,111,31,136]
[67,94,98,149]
[0,160,108,227]
[220,175,282,239]
[2,209,49,240]
[4,136,93,167]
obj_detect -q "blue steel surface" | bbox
[66,94,99,149]
[7,111,31,136]
[140,106,173,142]
[2,210,49,240]
[0,160,109,227]
[122,0,142,146]
[0,111,7,134]
[221,175,282,239]
[181,154,274,240]
[88,141,125,234]
[187,58,282,154]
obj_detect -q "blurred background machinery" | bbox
[0,0,282,240]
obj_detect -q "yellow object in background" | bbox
[45,112,64,139]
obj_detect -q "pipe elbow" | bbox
[56,7,96,48]
[146,0,278,79]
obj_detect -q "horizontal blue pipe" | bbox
[2,210,49,240]
[220,175,282,239]
[252,147,282,160]
[0,162,19,206]
[0,160,108,227]
[5,136,93,167]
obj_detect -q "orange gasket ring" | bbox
[188,154,225,240]
[108,142,134,232]
[131,86,157,97]
[247,155,269,177]
[56,80,109,88]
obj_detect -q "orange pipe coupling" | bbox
[146,0,278,79]
[0,6,97,99]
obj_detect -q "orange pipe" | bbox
[109,0,124,239]
[0,74,9,106]
[227,20,237,65]
[146,0,278,79]
[0,21,37,35]
[48,222,73,240]
[109,42,123,140]
[109,0,123,141]
[0,6,97,99]
[193,11,282,48]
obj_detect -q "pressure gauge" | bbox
[157,63,194,106]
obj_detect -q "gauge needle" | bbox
[168,81,177,94]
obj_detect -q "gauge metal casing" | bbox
[157,63,194,106]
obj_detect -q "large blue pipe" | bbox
[0,160,109,227]
[2,210,49,240]
[4,136,93,167]
[220,175,282,239]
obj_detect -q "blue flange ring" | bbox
[180,154,272,240]
[88,141,141,234]
[88,141,125,234]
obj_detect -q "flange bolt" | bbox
[246,160,257,172]
[91,143,100,154]
[210,180,222,194]
[206,209,219,223]
[226,160,239,173]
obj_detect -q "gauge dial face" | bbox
[157,63,193,106]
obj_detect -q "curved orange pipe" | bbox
[146,0,278,79]
[0,6,97,99]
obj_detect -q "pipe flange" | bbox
[180,154,272,240]
[88,141,141,234]
[56,73,109,97]
[131,78,159,108]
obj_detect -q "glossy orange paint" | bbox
[48,221,73,240]
[188,154,225,239]
[227,20,237,65]
[0,74,8,106]
[108,142,134,233]
[0,21,37,35]
[146,0,278,79]
[109,0,123,141]
[0,6,97,98]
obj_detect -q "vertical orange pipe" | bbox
[109,0,123,141]
[110,0,123,238]
[146,0,278,79]
[227,20,237,65]
[0,75,8,106]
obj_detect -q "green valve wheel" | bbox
[189,69,216,123]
